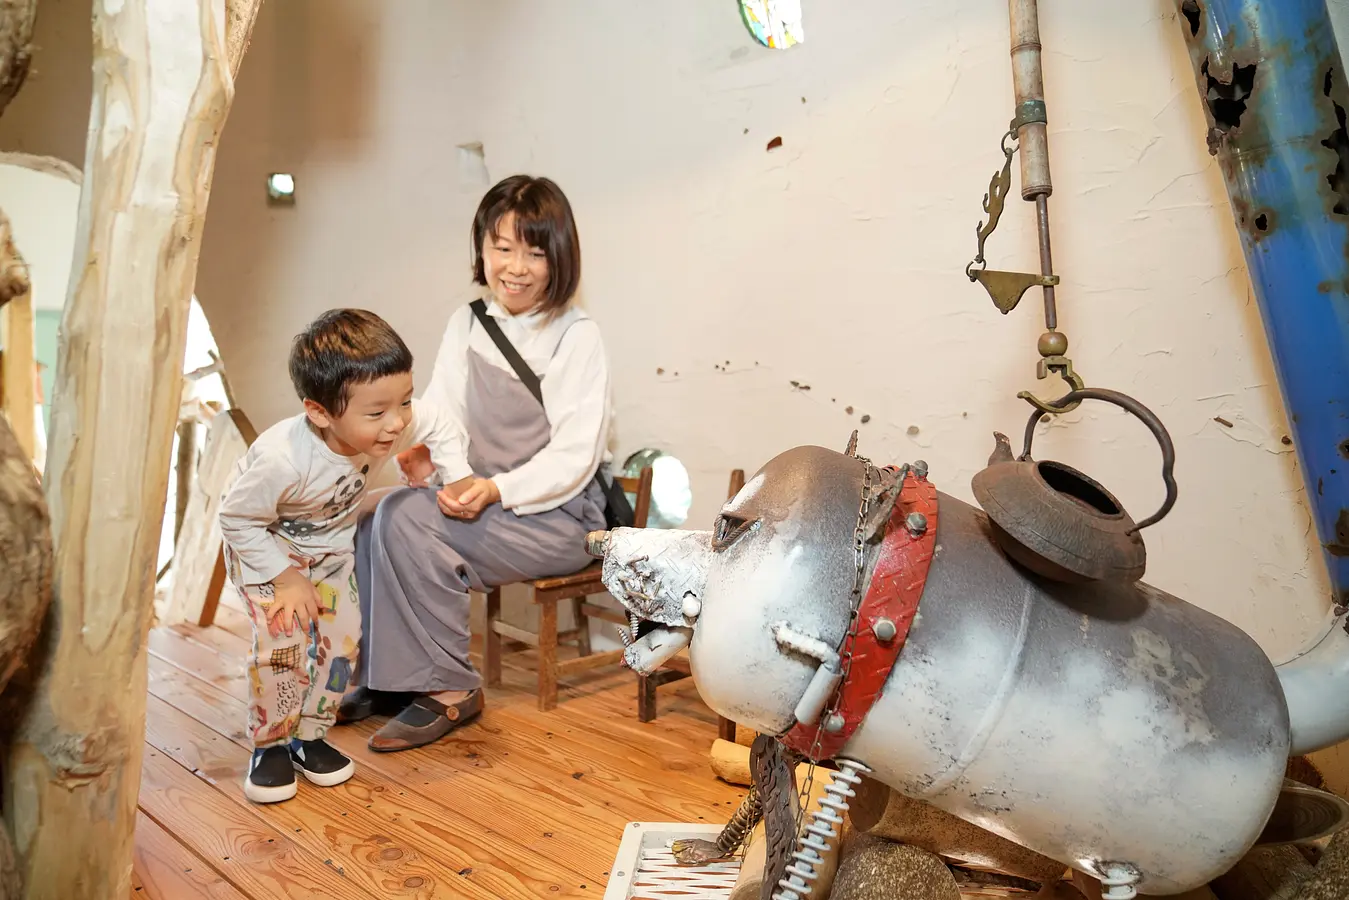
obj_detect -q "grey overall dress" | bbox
[354,338,607,694]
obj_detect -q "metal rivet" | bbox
[906,512,928,535]
[873,618,897,642]
[912,460,929,478]
[823,714,845,733]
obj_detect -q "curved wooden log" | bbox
[0,414,51,900]
[830,832,961,900]
[0,0,37,119]
[711,737,751,786]
[0,411,50,698]
[849,774,1067,883]
[1,1,261,897]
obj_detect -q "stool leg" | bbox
[538,599,558,711]
[638,674,657,722]
[718,717,736,742]
[571,597,592,656]
[484,588,503,687]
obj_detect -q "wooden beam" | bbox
[160,408,254,627]
[491,619,540,647]
[0,203,36,463]
[554,649,625,677]
[0,286,35,462]
[2,1,262,897]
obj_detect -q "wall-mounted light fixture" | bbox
[266,173,296,206]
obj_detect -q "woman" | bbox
[342,175,612,751]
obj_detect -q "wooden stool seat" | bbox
[528,562,604,593]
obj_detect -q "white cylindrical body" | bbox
[687,447,1290,896]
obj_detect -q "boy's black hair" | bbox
[288,309,413,415]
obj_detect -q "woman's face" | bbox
[484,211,550,315]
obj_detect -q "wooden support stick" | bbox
[0,206,35,464]
[172,418,196,543]
[2,2,261,897]
[0,289,35,463]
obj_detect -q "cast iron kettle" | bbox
[971,387,1178,584]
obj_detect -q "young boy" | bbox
[219,309,468,804]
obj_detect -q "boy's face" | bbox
[304,372,415,458]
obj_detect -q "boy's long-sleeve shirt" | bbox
[219,400,462,586]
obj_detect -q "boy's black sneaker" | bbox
[244,745,297,804]
[289,738,356,787]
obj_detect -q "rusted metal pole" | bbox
[1173,0,1349,606]
[1008,0,1059,334]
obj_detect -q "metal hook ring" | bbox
[1018,368,1086,414]
[1000,129,1019,157]
[1019,387,1178,534]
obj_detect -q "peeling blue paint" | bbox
[1178,0,1349,601]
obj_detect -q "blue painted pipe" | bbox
[1177,0,1349,608]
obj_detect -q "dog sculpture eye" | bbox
[712,512,757,552]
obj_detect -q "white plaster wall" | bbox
[194,0,1335,659]
[8,0,1349,782]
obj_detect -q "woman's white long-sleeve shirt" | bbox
[421,299,613,515]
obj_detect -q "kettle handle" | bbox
[1020,387,1178,534]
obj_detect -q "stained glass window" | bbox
[738,0,804,49]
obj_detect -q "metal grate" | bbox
[604,822,741,900]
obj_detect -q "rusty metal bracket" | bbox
[972,269,1061,314]
[1017,355,1085,413]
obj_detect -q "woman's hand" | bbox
[437,477,501,520]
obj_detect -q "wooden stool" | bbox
[483,467,653,711]
[636,468,745,740]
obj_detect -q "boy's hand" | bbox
[267,567,321,638]
[437,477,501,520]
[397,444,436,488]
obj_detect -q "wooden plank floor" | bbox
[136,595,745,899]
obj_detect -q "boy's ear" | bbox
[302,398,333,430]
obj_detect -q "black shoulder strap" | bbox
[469,299,543,406]
[467,299,634,527]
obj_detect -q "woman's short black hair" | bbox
[288,308,413,415]
[471,175,582,316]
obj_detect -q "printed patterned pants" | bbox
[229,550,362,748]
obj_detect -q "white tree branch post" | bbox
[2,1,261,897]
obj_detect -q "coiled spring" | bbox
[772,758,871,900]
[718,787,762,854]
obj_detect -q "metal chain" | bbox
[793,458,902,836]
